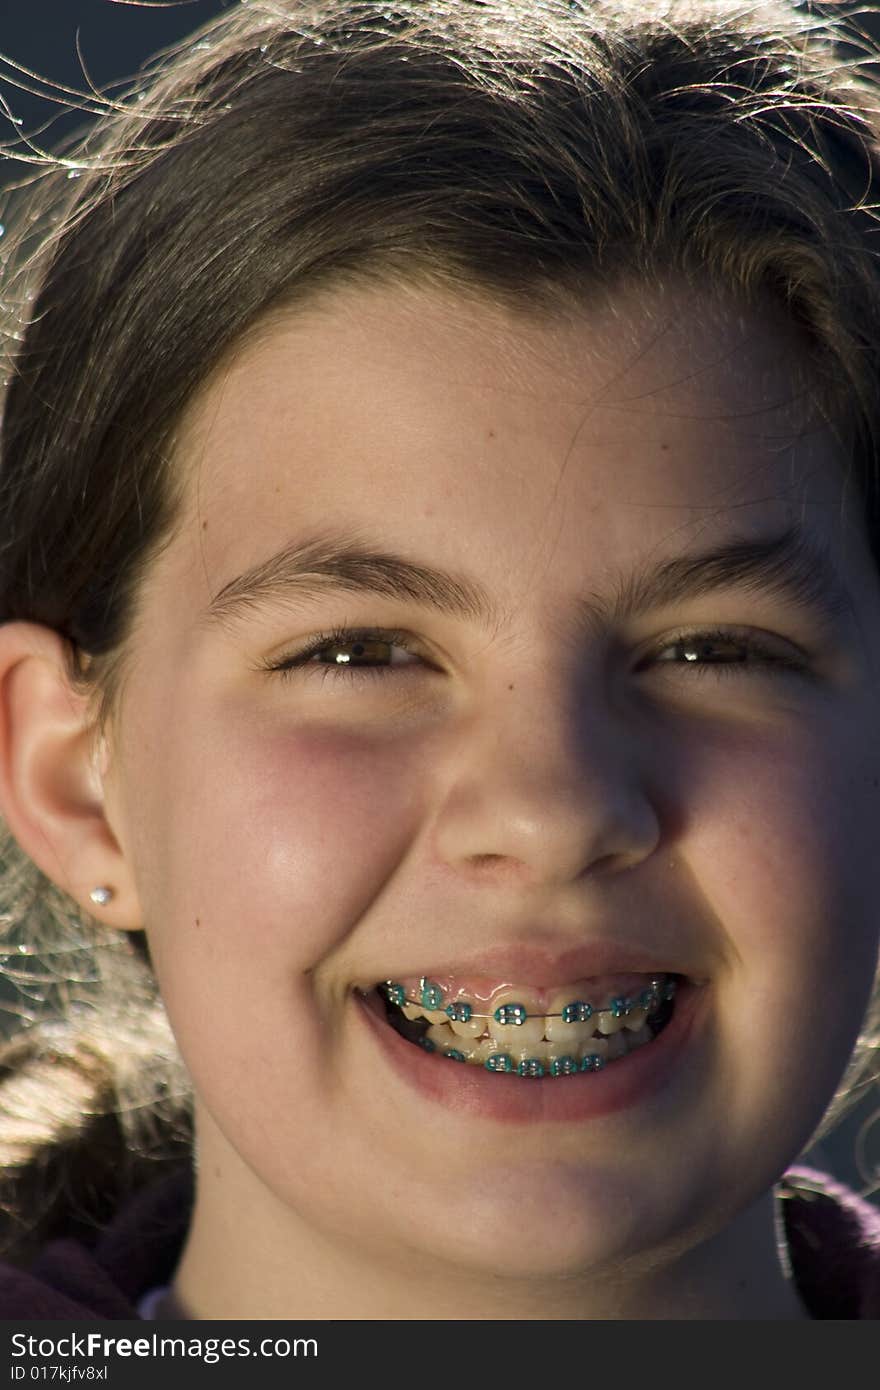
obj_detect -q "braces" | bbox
[417,1037,614,1077]
[380,975,677,1024]
[378,976,678,1077]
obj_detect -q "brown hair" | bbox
[1,0,879,1258]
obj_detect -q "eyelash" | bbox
[267,627,423,684]
[264,624,808,684]
[645,626,807,679]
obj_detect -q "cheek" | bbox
[125,708,426,974]
[700,727,879,961]
[687,720,880,1075]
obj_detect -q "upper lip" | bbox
[361,939,698,990]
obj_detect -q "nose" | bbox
[430,676,661,888]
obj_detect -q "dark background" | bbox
[2,0,879,178]
[0,0,878,1203]
[0,0,230,189]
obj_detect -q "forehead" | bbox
[159,274,862,616]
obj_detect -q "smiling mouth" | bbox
[369,974,679,1077]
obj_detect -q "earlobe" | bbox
[0,621,143,930]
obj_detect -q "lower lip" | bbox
[355,980,706,1124]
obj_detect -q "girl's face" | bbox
[103,276,880,1316]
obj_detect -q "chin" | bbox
[404,1160,678,1282]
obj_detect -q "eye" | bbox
[263,627,427,683]
[643,627,809,680]
[262,622,810,690]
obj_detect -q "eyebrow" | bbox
[202,523,855,636]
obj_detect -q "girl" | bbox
[0,0,878,1321]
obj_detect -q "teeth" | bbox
[419,1021,658,1072]
[602,1030,628,1060]
[386,975,672,1024]
[517,1058,547,1078]
[596,1010,627,1035]
[426,1022,473,1059]
[426,1023,502,1064]
[448,1014,485,1038]
[474,1037,501,1065]
[484,1053,516,1073]
[487,990,545,1047]
[401,1003,449,1025]
[549,1055,581,1076]
[580,1036,609,1065]
[383,973,676,1073]
[419,979,444,1010]
[624,1006,648,1032]
[544,990,596,1046]
[402,995,641,1038]
[507,1039,552,1066]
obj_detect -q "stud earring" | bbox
[89,886,115,906]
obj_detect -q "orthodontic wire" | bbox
[381,975,676,1023]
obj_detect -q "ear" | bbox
[0,621,142,929]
